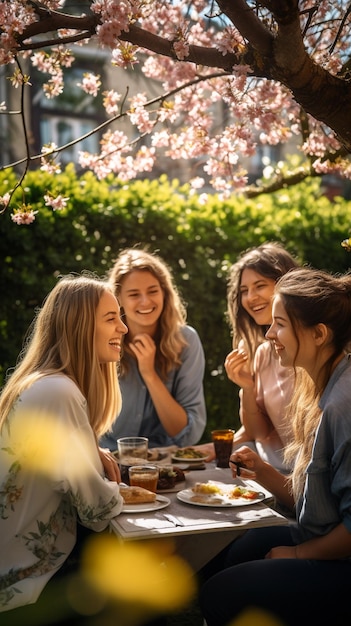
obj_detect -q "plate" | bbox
[113,450,168,462]
[122,494,171,513]
[176,483,265,508]
[171,451,209,463]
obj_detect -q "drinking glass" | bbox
[117,436,149,484]
[211,429,235,468]
[128,465,159,493]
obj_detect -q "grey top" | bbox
[100,325,207,449]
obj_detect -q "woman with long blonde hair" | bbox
[99,247,206,450]
[201,267,351,626]
[0,273,127,620]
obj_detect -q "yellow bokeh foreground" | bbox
[81,533,197,613]
[5,409,99,480]
[230,607,286,626]
[3,411,198,624]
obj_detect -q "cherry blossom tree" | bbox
[0,0,351,224]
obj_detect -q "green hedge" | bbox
[1,166,350,440]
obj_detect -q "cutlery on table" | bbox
[229,460,255,476]
[156,512,185,527]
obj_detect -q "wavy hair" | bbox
[278,267,351,500]
[0,273,122,437]
[227,242,299,360]
[108,248,187,380]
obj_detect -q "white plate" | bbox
[112,450,168,462]
[122,494,171,513]
[171,452,209,463]
[176,483,265,508]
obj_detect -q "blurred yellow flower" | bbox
[81,533,196,612]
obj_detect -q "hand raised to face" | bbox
[129,333,157,378]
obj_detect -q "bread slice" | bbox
[120,485,156,504]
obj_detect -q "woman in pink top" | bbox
[196,243,299,472]
[224,242,299,472]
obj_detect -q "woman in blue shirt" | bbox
[200,267,351,626]
[99,248,207,450]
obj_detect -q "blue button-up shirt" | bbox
[100,325,207,449]
[292,355,351,543]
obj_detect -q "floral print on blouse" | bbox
[0,374,123,612]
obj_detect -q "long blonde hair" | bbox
[0,273,122,438]
[284,369,319,499]
[108,247,187,380]
[278,268,351,500]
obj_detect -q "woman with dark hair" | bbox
[200,267,351,626]
[196,242,299,472]
[99,247,206,449]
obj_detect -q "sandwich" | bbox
[119,484,156,504]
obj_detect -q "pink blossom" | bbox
[9,68,31,88]
[103,89,122,115]
[198,193,208,205]
[40,156,62,175]
[77,73,101,97]
[111,44,139,69]
[0,0,348,200]
[42,76,64,98]
[173,39,190,61]
[128,94,155,133]
[0,192,11,207]
[41,142,58,155]
[190,177,205,190]
[217,27,245,56]
[44,194,70,211]
[11,206,38,225]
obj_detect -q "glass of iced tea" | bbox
[128,465,159,493]
[211,429,235,468]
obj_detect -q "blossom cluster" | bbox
[0,0,350,224]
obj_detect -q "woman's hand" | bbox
[98,447,121,483]
[266,546,297,559]
[224,349,254,388]
[129,333,157,379]
[229,445,264,480]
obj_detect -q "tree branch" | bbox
[216,0,273,55]
[17,4,98,43]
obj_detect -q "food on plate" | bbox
[157,466,185,490]
[173,447,207,460]
[119,485,156,504]
[191,495,224,505]
[191,481,261,503]
[192,482,222,495]
[230,485,260,500]
[113,449,166,462]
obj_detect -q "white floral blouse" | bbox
[0,374,123,612]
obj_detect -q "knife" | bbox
[161,513,185,527]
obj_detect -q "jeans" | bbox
[200,526,351,626]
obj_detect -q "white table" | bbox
[110,465,288,572]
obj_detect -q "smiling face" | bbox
[266,294,319,375]
[95,291,128,363]
[239,268,276,326]
[118,270,165,335]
